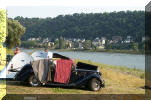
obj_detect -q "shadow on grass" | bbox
[45,85,88,91]
[6,81,90,92]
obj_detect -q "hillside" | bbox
[13,11,145,42]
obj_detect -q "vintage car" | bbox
[1,52,105,91]
[15,60,105,91]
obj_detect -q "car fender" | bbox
[15,64,34,81]
[75,73,104,86]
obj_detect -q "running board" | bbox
[46,83,76,87]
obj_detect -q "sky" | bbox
[0,0,150,18]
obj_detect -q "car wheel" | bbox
[88,78,101,91]
[28,74,41,87]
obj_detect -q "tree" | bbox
[0,9,6,46]
[73,41,79,48]
[59,37,65,49]
[6,19,25,49]
[142,42,145,53]
[82,40,91,50]
[133,43,139,52]
[54,39,59,49]
[21,41,37,48]
[104,40,112,50]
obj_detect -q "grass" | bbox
[1,59,145,95]
[0,80,6,100]
[74,59,145,79]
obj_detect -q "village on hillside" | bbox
[23,35,145,51]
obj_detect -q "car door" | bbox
[69,67,87,84]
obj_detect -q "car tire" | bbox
[28,74,41,87]
[88,78,101,91]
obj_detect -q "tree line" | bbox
[13,11,145,42]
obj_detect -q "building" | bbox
[78,42,83,49]
[112,36,122,43]
[28,37,41,41]
[124,36,133,43]
[100,37,106,45]
[43,38,49,43]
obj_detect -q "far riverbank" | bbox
[20,47,145,55]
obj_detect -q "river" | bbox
[22,49,145,70]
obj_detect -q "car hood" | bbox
[76,62,98,71]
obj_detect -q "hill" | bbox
[13,11,145,42]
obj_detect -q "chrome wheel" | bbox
[89,78,100,91]
[92,79,100,91]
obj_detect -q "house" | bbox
[48,42,54,47]
[94,37,100,42]
[78,42,83,49]
[65,40,73,48]
[28,38,36,41]
[109,40,113,44]
[100,37,106,45]
[112,36,122,43]
[43,38,49,43]
[97,45,105,49]
[28,37,41,41]
[92,37,106,48]
[125,36,133,43]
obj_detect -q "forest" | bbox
[13,11,145,42]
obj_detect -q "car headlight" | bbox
[97,68,99,72]
[97,69,102,75]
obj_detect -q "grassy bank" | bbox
[56,49,144,54]
[54,48,144,54]
[74,59,145,79]
[0,59,145,96]
[21,47,144,55]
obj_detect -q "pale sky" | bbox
[0,0,150,18]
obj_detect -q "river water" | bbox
[22,49,145,70]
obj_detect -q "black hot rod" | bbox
[14,60,105,91]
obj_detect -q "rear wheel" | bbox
[28,74,41,87]
[88,78,101,91]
